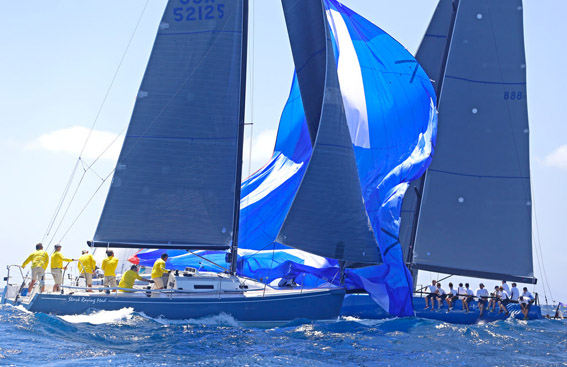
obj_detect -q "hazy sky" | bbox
[0,1,565,303]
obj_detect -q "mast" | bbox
[406,0,460,288]
[230,0,249,275]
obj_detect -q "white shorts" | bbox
[51,268,63,285]
[152,277,164,289]
[104,276,117,288]
[31,267,45,283]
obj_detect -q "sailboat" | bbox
[1,0,371,324]
[342,0,543,323]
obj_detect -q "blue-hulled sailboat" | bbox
[343,0,543,323]
[2,0,396,324]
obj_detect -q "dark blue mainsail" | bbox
[92,1,246,250]
[410,0,535,284]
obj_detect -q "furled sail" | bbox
[411,0,535,284]
[92,0,247,250]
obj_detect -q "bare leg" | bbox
[28,280,36,293]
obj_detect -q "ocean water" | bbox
[0,305,565,366]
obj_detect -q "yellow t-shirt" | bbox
[118,270,143,292]
[51,251,72,269]
[101,256,119,276]
[78,254,96,274]
[151,258,167,279]
[22,250,49,270]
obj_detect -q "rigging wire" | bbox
[54,4,241,244]
[530,177,554,303]
[41,1,150,250]
[52,127,127,245]
[486,8,552,302]
[246,0,255,179]
[41,159,81,245]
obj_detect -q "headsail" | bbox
[410,0,535,284]
[92,0,247,250]
[277,0,382,265]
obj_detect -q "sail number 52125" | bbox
[173,3,225,22]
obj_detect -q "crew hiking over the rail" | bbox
[520,287,535,320]
[101,250,118,293]
[21,243,49,293]
[50,244,76,293]
[78,250,96,292]
[424,280,437,310]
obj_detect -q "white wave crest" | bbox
[339,315,395,326]
[59,307,135,325]
[139,312,239,327]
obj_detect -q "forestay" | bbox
[412,0,535,284]
[92,1,246,250]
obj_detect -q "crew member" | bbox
[50,244,75,293]
[78,250,97,292]
[424,280,438,309]
[446,282,458,311]
[510,283,520,302]
[498,286,511,315]
[151,253,170,290]
[101,250,119,293]
[489,285,500,312]
[21,243,49,293]
[435,282,447,311]
[519,287,535,319]
[476,283,489,317]
[118,265,152,292]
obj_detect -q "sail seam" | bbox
[159,30,242,36]
[127,135,236,140]
[445,75,526,85]
[428,168,529,179]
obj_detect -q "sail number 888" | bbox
[504,91,523,100]
[173,3,225,22]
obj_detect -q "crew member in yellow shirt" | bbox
[50,244,76,293]
[101,250,119,293]
[151,253,170,290]
[78,250,97,292]
[118,265,152,292]
[21,243,49,293]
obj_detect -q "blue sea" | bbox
[0,305,565,366]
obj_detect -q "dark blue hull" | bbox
[340,294,542,324]
[20,289,345,324]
